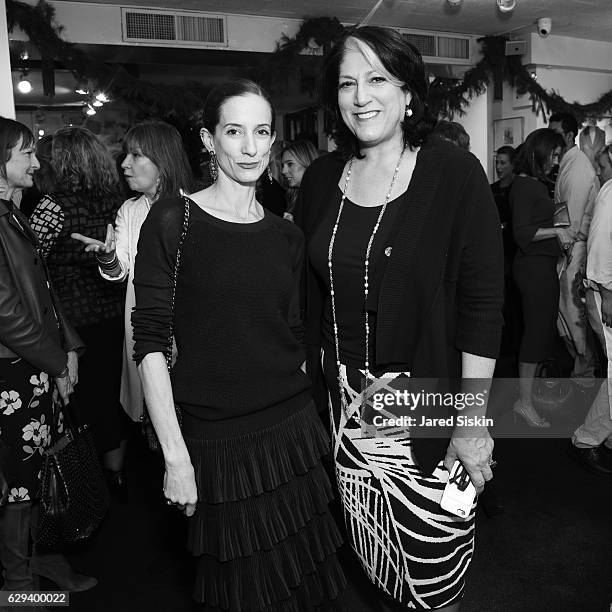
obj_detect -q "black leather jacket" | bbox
[0,199,84,375]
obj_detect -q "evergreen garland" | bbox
[6,1,612,123]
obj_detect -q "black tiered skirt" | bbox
[182,399,346,611]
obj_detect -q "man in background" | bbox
[549,112,600,385]
[569,146,612,475]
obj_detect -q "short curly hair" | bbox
[321,26,435,160]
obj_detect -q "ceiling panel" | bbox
[57,0,612,41]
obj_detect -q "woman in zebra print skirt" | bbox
[295,26,504,610]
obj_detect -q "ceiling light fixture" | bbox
[17,71,32,94]
[447,0,463,6]
[95,92,109,103]
[85,104,96,116]
[93,100,103,108]
[497,0,516,13]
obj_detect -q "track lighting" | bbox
[75,79,88,95]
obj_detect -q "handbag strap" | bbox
[164,195,190,372]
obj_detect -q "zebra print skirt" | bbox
[322,351,476,610]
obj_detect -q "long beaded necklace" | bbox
[327,147,405,417]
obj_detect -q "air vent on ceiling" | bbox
[400,30,471,62]
[122,8,227,47]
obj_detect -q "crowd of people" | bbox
[0,22,611,612]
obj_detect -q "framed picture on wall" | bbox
[494,117,524,150]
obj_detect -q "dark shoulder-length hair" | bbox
[0,117,35,181]
[321,26,435,160]
[52,126,120,207]
[202,78,276,134]
[34,135,56,194]
[514,128,565,183]
[124,120,194,200]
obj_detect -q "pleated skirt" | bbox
[181,399,346,611]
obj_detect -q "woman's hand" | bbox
[54,372,74,404]
[71,224,116,255]
[443,434,494,494]
[555,227,573,253]
[66,350,79,386]
[163,460,198,517]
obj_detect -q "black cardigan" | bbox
[295,138,504,474]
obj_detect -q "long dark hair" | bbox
[124,120,194,200]
[321,26,435,159]
[0,117,35,181]
[202,78,275,134]
[514,128,565,183]
[52,126,120,208]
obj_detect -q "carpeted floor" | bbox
[59,409,612,612]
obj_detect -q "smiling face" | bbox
[201,93,275,186]
[495,153,514,181]
[121,144,160,199]
[337,42,411,151]
[281,151,307,188]
[4,136,39,191]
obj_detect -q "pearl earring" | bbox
[405,107,413,117]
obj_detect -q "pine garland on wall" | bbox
[6,1,612,123]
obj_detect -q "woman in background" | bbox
[30,127,126,479]
[280,139,320,221]
[511,129,570,427]
[71,120,193,445]
[0,117,94,594]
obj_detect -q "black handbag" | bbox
[141,195,190,451]
[34,397,110,548]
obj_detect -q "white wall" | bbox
[461,88,491,178]
[0,0,15,118]
[492,33,612,153]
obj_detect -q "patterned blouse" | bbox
[30,190,125,327]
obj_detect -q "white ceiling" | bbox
[60,0,612,41]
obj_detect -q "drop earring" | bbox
[267,165,273,183]
[208,151,218,182]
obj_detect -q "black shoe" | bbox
[568,443,612,476]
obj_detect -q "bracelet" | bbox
[96,250,117,266]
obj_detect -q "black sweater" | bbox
[295,138,504,474]
[510,176,562,258]
[132,197,311,421]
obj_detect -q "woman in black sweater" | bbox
[510,128,570,427]
[132,79,345,610]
